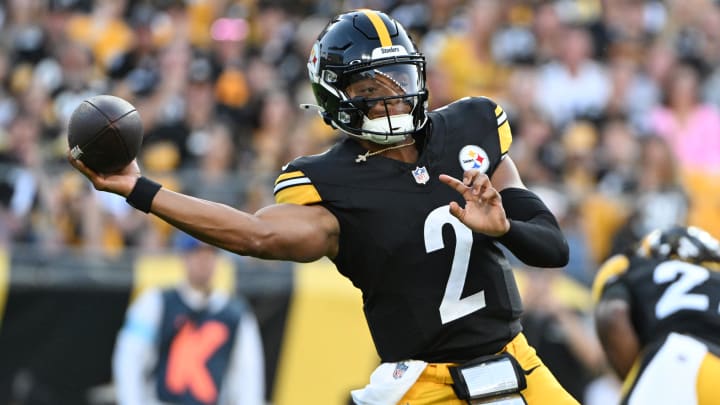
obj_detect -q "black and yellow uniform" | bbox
[276,97,519,363]
[275,97,577,404]
[277,9,576,403]
[594,253,720,404]
[594,254,720,348]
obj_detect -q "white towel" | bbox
[351,360,428,405]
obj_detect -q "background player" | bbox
[593,225,720,404]
[112,233,265,405]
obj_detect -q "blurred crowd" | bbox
[0,0,720,268]
[1,0,720,402]
[2,0,720,264]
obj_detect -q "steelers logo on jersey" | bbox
[459,145,490,173]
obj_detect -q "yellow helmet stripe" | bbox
[361,9,392,47]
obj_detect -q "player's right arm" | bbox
[151,189,339,262]
[67,156,340,262]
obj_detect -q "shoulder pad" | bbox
[591,254,630,304]
[273,166,322,205]
[433,97,512,154]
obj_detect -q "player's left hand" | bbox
[439,170,510,237]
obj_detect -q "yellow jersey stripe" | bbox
[495,105,512,153]
[275,184,322,205]
[275,171,305,185]
[361,10,392,47]
[621,359,642,398]
[591,254,630,303]
[274,176,311,194]
[498,121,512,154]
[495,105,503,118]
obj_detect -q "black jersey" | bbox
[593,254,720,348]
[273,97,523,362]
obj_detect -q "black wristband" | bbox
[126,176,161,213]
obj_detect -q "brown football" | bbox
[68,95,143,174]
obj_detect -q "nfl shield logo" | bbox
[412,166,430,184]
[393,362,409,379]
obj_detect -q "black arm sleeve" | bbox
[495,188,569,267]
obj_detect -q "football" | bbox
[68,94,144,174]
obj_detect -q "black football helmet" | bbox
[636,225,720,264]
[306,10,428,144]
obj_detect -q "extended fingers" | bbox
[479,185,501,204]
[438,175,468,218]
[441,171,498,201]
[463,171,492,197]
[463,170,482,186]
[439,174,467,194]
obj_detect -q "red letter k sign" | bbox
[165,321,230,403]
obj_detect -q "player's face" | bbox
[344,65,418,119]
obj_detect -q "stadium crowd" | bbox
[1,0,720,403]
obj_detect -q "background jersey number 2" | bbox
[424,206,486,324]
[654,260,714,319]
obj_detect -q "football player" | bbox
[69,10,575,405]
[593,225,720,404]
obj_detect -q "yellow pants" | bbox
[398,333,578,405]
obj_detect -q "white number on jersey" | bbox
[424,206,486,324]
[654,261,711,319]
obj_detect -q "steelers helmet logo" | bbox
[459,145,490,173]
[307,42,321,82]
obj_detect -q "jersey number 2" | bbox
[654,261,711,319]
[424,206,486,324]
